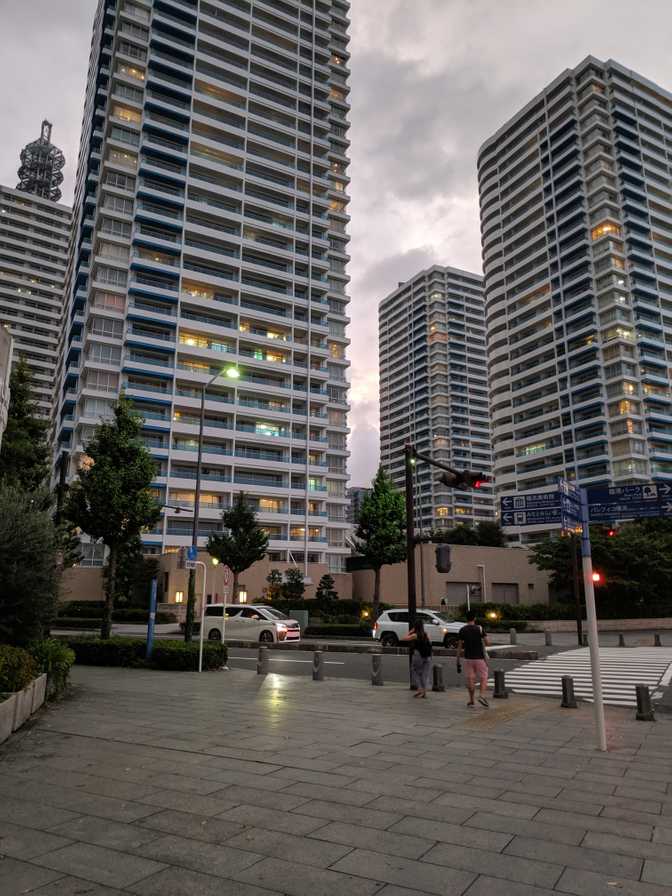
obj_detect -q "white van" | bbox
[203,604,301,643]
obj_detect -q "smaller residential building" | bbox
[0,325,13,448]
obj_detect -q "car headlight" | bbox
[276,624,287,631]
[442,628,448,633]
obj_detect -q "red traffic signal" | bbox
[607,528,616,537]
[438,470,488,490]
[592,571,603,585]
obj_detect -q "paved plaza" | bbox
[1,666,672,895]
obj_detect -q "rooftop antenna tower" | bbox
[16,120,65,201]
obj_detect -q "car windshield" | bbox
[264,608,288,620]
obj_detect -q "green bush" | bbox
[457,602,574,622]
[57,603,176,624]
[304,624,372,639]
[65,637,226,671]
[0,645,38,692]
[52,618,101,630]
[28,639,75,698]
[57,601,104,618]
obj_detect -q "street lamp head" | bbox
[211,557,220,566]
[225,366,240,379]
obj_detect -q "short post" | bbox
[635,684,655,722]
[561,675,578,708]
[618,632,626,647]
[146,577,158,660]
[544,630,553,647]
[509,627,517,645]
[312,650,324,681]
[654,633,662,647]
[371,652,383,686]
[493,669,508,699]
[581,631,588,647]
[432,665,445,692]
[257,646,269,675]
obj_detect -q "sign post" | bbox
[194,560,207,673]
[146,577,158,660]
[579,487,607,752]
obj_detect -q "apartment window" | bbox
[95,266,127,286]
[85,369,119,392]
[116,62,145,81]
[118,40,147,61]
[93,291,126,312]
[112,105,142,125]
[83,398,115,420]
[88,343,122,364]
[103,193,134,213]
[591,220,621,241]
[100,217,132,238]
[90,316,124,338]
[104,171,136,191]
[174,591,184,603]
[110,125,140,146]
[98,241,130,261]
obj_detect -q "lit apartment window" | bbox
[436,506,449,517]
[174,591,184,603]
[591,221,621,240]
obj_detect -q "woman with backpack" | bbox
[402,618,432,698]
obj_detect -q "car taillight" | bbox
[373,622,378,632]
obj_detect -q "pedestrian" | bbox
[457,610,490,708]
[402,618,432,698]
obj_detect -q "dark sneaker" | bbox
[478,697,489,707]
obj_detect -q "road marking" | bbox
[229,655,346,666]
[489,647,672,707]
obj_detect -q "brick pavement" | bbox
[1,665,672,895]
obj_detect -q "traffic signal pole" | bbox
[579,487,607,752]
[404,445,417,630]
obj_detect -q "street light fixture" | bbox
[185,365,240,641]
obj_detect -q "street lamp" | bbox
[185,364,239,641]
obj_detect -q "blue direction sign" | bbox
[586,482,672,522]
[500,484,582,529]
[187,545,198,562]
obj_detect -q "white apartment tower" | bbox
[479,57,672,542]
[0,185,71,417]
[379,266,495,530]
[53,0,351,570]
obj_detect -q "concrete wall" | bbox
[351,544,550,609]
[60,566,106,603]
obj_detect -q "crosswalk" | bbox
[492,648,672,707]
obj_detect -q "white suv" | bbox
[373,609,463,648]
[203,604,301,644]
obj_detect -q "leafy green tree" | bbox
[0,357,49,491]
[107,536,159,608]
[353,466,406,617]
[316,573,338,601]
[429,521,505,547]
[282,567,305,600]
[65,396,161,639]
[0,485,58,645]
[475,521,505,547]
[264,568,284,601]
[208,492,269,606]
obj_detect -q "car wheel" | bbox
[444,634,458,648]
[381,633,398,647]
[259,630,274,643]
[208,629,222,641]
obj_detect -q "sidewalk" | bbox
[1,667,672,896]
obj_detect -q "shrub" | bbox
[0,645,38,692]
[29,639,75,698]
[53,618,102,630]
[55,608,176,626]
[57,601,104,618]
[65,637,226,671]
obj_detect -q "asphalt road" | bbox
[225,647,524,686]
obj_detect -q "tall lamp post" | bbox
[184,364,240,641]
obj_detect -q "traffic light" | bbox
[592,571,603,585]
[607,527,617,537]
[437,469,488,490]
[435,544,452,573]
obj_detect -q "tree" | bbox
[0,357,49,491]
[264,568,283,602]
[65,396,161,638]
[0,485,58,645]
[353,466,406,617]
[107,536,159,608]
[208,492,269,603]
[475,521,505,547]
[429,521,505,547]
[316,573,338,601]
[282,567,305,600]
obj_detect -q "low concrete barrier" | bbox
[0,673,48,745]
[223,639,538,660]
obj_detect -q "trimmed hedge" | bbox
[0,645,38,692]
[304,624,372,639]
[57,603,176,625]
[65,637,226,671]
[28,639,75,698]
[457,602,574,622]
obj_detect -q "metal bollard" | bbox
[493,669,508,699]
[618,632,626,647]
[654,633,662,647]
[312,650,324,681]
[432,665,445,692]
[371,652,383,686]
[544,630,553,647]
[561,675,578,708]
[257,646,269,675]
[509,627,517,645]
[581,632,588,647]
[635,684,655,722]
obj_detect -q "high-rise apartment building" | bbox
[53,0,351,571]
[0,325,12,448]
[479,57,672,542]
[346,485,370,524]
[0,182,71,417]
[379,266,494,530]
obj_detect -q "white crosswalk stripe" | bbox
[490,647,672,707]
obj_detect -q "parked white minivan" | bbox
[203,604,301,644]
[372,609,462,648]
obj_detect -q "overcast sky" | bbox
[2,0,671,486]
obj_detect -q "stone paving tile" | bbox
[215,784,312,811]
[463,810,585,846]
[463,877,558,896]
[276,780,375,807]
[433,790,540,819]
[390,815,513,852]
[128,866,283,896]
[30,877,128,895]
[309,819,433,860]
[497,790,605,816]
[583,830,672,861]
[0,858,64,893]
[652,824,672,843]
[504,835,643,879]
[0,795,81,831]
[235,855,383,896]
[642,859,672,886]
[31,842,167,888]
[368,795,478,825]
[132,832,262,878]
[226,825,353,868]
[0,820,73,859]
[288,798,405,830]
[555,866,672,895]
[331,847,475,896]
[135,809,246,844]
[422,841,562,889]
[535,807,654,839]
[217,804,329,835]
[49,815,163,851]
[135,788,240,817]
[600,805,667,827]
